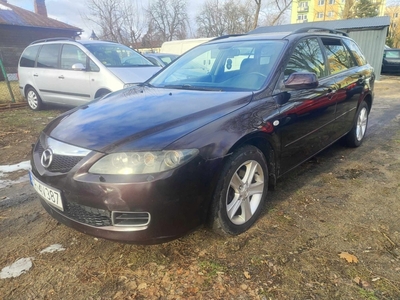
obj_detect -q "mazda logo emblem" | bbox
[41,148,53,168]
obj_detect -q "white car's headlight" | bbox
[89,149,199,175]
[123,83,139,88]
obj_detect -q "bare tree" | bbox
[84,0,145,47]
[196,0,255,37]
[258,0,292,26]
[146,0,189,43]
[253,0,262,29]
[386,5,400,48]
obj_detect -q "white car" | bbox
[18,39,161,110]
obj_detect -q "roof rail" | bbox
[292,27,348,37]
[30,37,76,45]
[210,34,246,42]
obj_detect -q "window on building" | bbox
[317,12,324,18]
[327,11,335,17]
[394,13,399,18]
[318,0,325,5]
[328,0,335,4]
[297,14,308,20]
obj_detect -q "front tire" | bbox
[26,87,42,111]
[346,101,369,147]
[211,145,268,236]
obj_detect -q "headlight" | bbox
[89,149,199,175]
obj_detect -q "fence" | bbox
[0,58,24,105]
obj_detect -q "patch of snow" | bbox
[40,244,66,254]
[0,4,12,10]
[0,161,30,189]
[0,258,33,279]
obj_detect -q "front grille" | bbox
[37,143,84,173]
[63,201,112,227]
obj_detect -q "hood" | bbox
[108,66,161,83]
[45,87,253,153]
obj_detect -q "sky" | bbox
[7,0,204,39]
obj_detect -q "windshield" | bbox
[85,43,154,67]
[149,40,285,91]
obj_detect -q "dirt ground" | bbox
[0,76,400,299]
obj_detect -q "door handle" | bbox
[58,75,65,79]
[33,74,38,77]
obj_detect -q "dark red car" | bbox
[30,28,374,244]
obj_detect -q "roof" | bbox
[0,2,82,32]
[249,16,390,35]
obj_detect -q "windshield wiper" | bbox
[164,84,222,91]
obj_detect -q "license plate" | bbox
[29,171,63,211]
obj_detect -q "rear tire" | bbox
[26,87,42,111]
[345,101,369,147]
[211,145,268,236]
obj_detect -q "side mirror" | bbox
[72,63,86,71]
[284,72,318,89]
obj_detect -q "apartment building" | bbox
[291,0,386,23]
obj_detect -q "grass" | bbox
[0,81,24,103]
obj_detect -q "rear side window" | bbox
[321,38,356,74]
[285,38,326,78]
[37,44,61,68]
[20,45,40,67]
[343,39,367,66]
[385,50,400,58]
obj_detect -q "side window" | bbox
[89,59,100,72]
[20,45,40,67]
[342,39,367,66]
[37,44,61,68]
[321,38,356,74]
[285,38,325,78]
[61,45,87,70]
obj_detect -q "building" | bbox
[385,5,400,47]
[0,0,82,78]
[291,0,386,24]
[249,17,390,79]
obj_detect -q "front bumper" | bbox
[31,136,215,244]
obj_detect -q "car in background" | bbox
[381,48,400,73]
[30,28,374,244]
[18,39,161,110]
[144,53,178,67]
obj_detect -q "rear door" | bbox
[33,44,62,103]
[321,37,369,139]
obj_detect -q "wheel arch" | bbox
[95,88,111,99]
[362,93,373,113]
[24,84,38,98]
[221,132,279,190]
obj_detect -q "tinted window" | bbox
[149,40,285,91]
[321,38,355,74]
[37,44,61,68]
[84,43,153,67]
[285,38,325,78]
[61,45,87,70]
[342,39,367,66]
[384,50,400,58]
[20,45,40,68]
[89,59,100,72]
